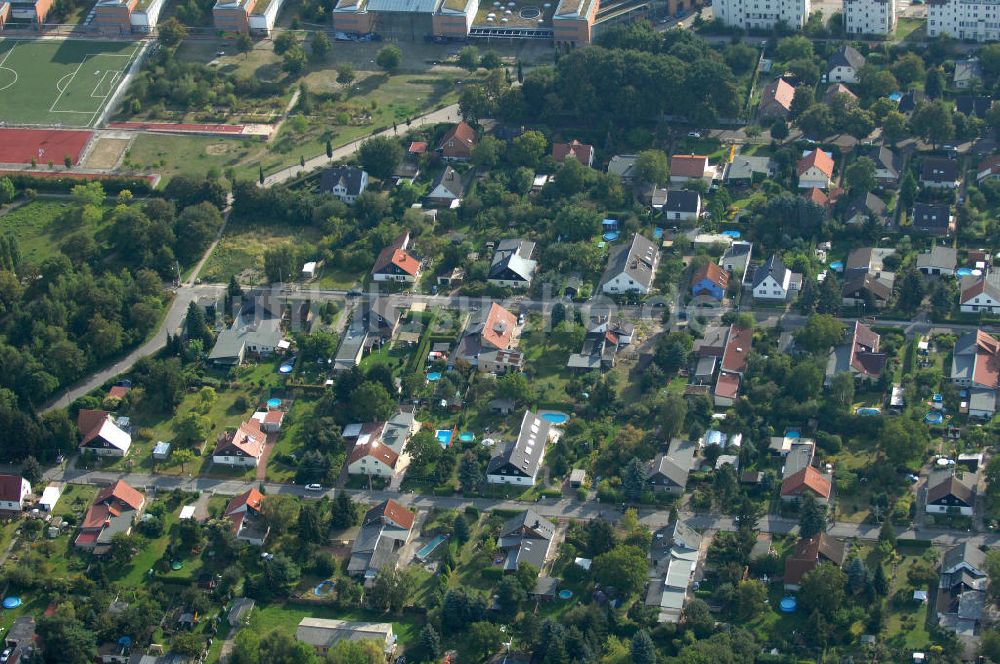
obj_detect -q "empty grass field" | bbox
[0,38,141,127]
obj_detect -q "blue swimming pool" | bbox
[722,230,741,239]
[779,597,797,613]
[786,430,801,438]
[541,412,569,425]
[459,432,475,442]
[436,429,453,447]
[957,267,974,277]
[314,580,334,596]
[602,231,620,242]
[830,261,844,271]
[427,372,442,381]
[416,534,448,561]
[925,411,944,424]
[856,407,881,416]
[654,227,664,239]
[278,363,293,374]
[266,398,281,409]
[558,589,573,600]
[2,597,21,609]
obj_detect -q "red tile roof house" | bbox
[714,325,752,407]
[796,149,835,189]
[782,534,847,591]
[780,466,833,504]
[552,140,595,167]
[224,488,269,546]
[0,475,31,512]
[371,231,421,283]
[213,419,266,468]
[346,436,400,477]
[669,154,715,185]
[77,409,132,457]
[437,121,477,161]
[75,480,145,553]
[758,77,796,119]
[690,262,730,302]
[252,409,285,433]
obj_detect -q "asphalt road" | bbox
[45,465,999,548]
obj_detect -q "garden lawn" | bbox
[200,223,324,284]
[884,552,933,650]
[251,603,422,646]
[0,199,111,264]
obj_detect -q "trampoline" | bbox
[829,261,844,271]
[314,580,335,596]
[779,597,797,613]
[925,411,944,424]
[957,267,974,278]
[436,429,454,447]
[266,398,281,409]
[2,597,20,609]
[558,589,573,599]
[856,407,881,416]
[602,231,620,242]
[459,432,475,442]
[427,372,442,381]
[519,6,541,17]
[722,230,741,239]
[541,412,569,424]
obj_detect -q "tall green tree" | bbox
[798,493,826,538]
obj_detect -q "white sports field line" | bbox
[45,43,141,123]
[0,42,19,93]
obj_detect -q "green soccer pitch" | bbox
[0,38,142,128]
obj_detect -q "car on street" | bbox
[305,484,324,491]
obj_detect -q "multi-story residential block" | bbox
[928,0,1000,42]
[843,0,895,35]
[714,0,808,31]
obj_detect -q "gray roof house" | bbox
[719,241,753,279]
[296,618,396,657]
[599,233,659,295]
[646,439,696,495]
[486,411,550,486]
[607,155,639,182]
[725,155,772,184]
[827,45,865,83]
[208,318,283,366]
[917,246,958,276]
[750,254,802,302]
[844,192,888,225]
[954,57,982,89]
[425,166,465,207]
[937,542,989,637]
[660,190,702,221]
[497,510,555,572]
[347,499,415,579]
[488,239,538,289]
[866,145,902,185]
[319,166,368,204]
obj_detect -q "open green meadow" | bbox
[0,38,140,126]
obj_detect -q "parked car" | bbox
[305,484,324,491]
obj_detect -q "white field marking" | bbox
[91,70,111,98]
[51,52,135,114]
[56,72,74,93]
[48,55,90,114]
[0,43,18,93]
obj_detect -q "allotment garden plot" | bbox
[0,38,141,127]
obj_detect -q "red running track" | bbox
[0,128,93,165]
[108,122,245,134]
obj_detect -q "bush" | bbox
[479,568,503,582]
[433,485,456,496]
[464,505,480,519]
[575,487,588,501]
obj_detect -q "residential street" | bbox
[43,465,1000,549]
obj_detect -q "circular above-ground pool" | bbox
[171,561,183,571]
[779,597,797,613]
[926,411,944,425]
[855,407,881,416]
[957,267,974,278]
[314,580,334,596]
[558,589,573,600]
[602,231,620,242]
[278,363,293,374]
[266,398,281,409]
[427,371,442,381]
[722,229,741,239]
[2,597,20,610]
[459,432,475,442]
[519,5,540,17]
[541,412,569,425]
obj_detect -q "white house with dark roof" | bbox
[751,254,801,302]
[0,475,30,511]
[486,411,551,486]
[319,166,368,204]
[646,439,696,495]
[719,241,753,281]
[660,190,701,221]
[599,233,659,295]
[488,239,537,289]
[827,45,865,84]
[937,542,988,638]
[926,471,975,516]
